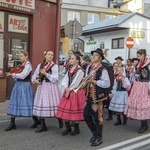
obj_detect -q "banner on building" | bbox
[0,12,4,32]
[8,15,29,34]
[0,0,35,13]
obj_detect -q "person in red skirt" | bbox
[56,54,86,136]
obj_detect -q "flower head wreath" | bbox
[44,51,47,55]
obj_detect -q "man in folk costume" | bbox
[83,48,110,146]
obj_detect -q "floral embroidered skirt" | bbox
[124,81,150,120]
[33,81,61,117]
[56,89,86,121]
[7,81,34,117]
[109,91,128,113]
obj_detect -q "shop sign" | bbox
[0,0,35,13]
[0,12,4,32]
[8,15,28,34]
[86,36,97,45]
[131,31,145,39]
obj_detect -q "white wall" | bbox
[81,29,129,64]
[81,26,150,64]
[120,0,142,13]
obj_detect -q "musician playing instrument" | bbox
[5,51,34,131]
[32,51,63,133]
[83,48,110,146]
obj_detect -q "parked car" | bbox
[59,51,68,65]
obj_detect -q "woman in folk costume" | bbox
[56,54,86,136]
[32,51,63,133]
[106,62,119,121]
[125,59,136,96]
[109,66,131,126]
[63,50,74,74]
[125,59,136,82]
[125,49,150,134]
[59,50,74,95]
[5,51,34,131]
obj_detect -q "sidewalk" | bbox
[0,100,10,121]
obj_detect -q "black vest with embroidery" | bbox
[68,67,81,86]
[88,66,107,101]
[42,64,55,82]
[139,63,150,82]
[116,80,126,91]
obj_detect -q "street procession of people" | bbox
[4,48,150,147]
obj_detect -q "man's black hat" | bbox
[91,48,104,60]
[115,56,124,61]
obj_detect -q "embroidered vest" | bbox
[116,80,126,91]
[139,63,150,82]
[42,64,55,82]
[87,66,107,102]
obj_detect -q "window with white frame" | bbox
[68,11,80,22]
[88,13,99,24]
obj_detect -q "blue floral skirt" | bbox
[7,81,34,117]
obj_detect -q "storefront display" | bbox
[0,0,61,100]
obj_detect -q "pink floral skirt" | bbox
[124,81,150,120]
[56,89,86,121]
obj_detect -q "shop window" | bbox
[7,38,28,69]
[68,11,80,22]
[88,13,99,24]
[112,38,124,49]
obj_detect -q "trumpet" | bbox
[74,69,96,93]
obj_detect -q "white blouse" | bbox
[61,66,84,91]
[12,61,32,79]
[31,63,58,83]
[96,69,110,88]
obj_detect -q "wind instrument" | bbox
[74,69,96,93]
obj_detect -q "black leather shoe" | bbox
[5,117,16,131]
[106,116,113,121]
[62,122,72,136]
[35,119,47,133]
[62,128,72,135]
[90,134,96,143]
[70,123,80,136]
[138,126,148,134]
[5,124,16,131]
[91,138,103,146]
[114,121,122,126]
[58,119,63,129]
[35,126,47,133]
[31,116,41,129]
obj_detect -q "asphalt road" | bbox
[0,65,150,150]
[0,110,150,150]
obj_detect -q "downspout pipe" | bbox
[55,0,61,65]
